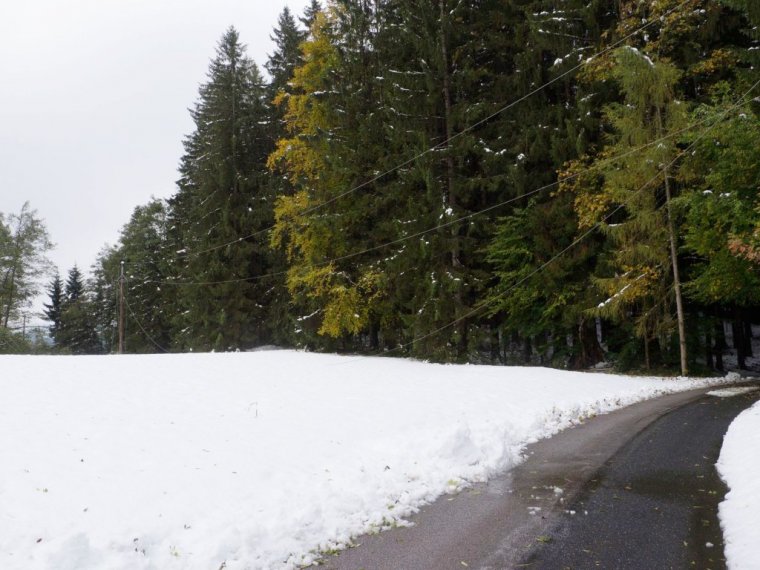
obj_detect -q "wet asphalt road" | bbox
[520,389,760,570]
[323,385,759,570]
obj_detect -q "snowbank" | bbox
[717,398,760,570]
[0,351,731,569]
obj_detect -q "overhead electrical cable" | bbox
[137,102,748,288]
[119,79,759,355]
[167,0,695,261]
[123,292,170,354]
[365,79,760,358]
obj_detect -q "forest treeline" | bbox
[4,0,759,373]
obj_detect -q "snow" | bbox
[707,387,759,398]
[0,351,735,570]
[622,45,655,68]
[597,273,645,309]
[717,396,760,570]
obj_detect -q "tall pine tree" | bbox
[169,27,277,351]
[58,266,100,354]
[43,272,64,344]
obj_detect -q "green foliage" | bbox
[0,202,52,330]
[89,199,174,353]
[0,327,41,355]
[43,273,63,342]
[678,87,760,305]
[169,27,281,351]
[35,0,760,369]
[55,266,101,354]
[574,48,687,349]
[269,8,388,347]
[266,7,306,99]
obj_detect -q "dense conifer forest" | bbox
[3,0,759,373]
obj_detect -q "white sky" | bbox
[0,0,310,319]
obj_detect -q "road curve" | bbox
[322,385,758,570]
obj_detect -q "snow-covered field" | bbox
[718,394,760,570]
[0,351,734,570]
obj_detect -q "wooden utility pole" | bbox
[656,108,688,377]
[118,260,125,354]
[663,169,688,376]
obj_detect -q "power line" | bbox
[122,292,170,354]
[120,79,758,356]
[166,0,695,262]
[363,78,760,359]
[139,105,740,288]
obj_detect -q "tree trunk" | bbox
[714,315,726,372]
[732,312,747,370]
[2,269,14,328]
[439,0,457,265]
[704,315,714,370]
[523,335,532,364]
[438,0,466,358]
[490,324,500,364]
[644,336,651,370]
[2,257,19,329]
[743,320,753,357]
[571,318,605,369]
[369,320,379,351]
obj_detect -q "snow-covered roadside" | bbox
[0,351,734,570]
[717,397,760,570]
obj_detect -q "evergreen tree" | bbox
[43,272,64,343]
[0,327,36,354]
[269,0,615,360]
[568,0,758,371]
[169,27,277,351]
[58,0,757,369]
[90,199,174,353]
[65,265,85,302]
[720,0,760,80]
[384,0,609,361]
[89,246,120,353]
[486,195,604,368]
[58,265,100,354]
[299,0,322,32]
[266,7,305,99]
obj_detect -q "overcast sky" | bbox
[0,0,310,318]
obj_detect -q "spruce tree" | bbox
[89,246,120,353]
[58,266,100,354]
[89,200,174,353]
[65,265,84,302]
[299,0,322,32]
[169,27,276,351]
[270,0,613,361]
[380,0,609,361]
[43,272,64,343]
[266,7,305,99]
